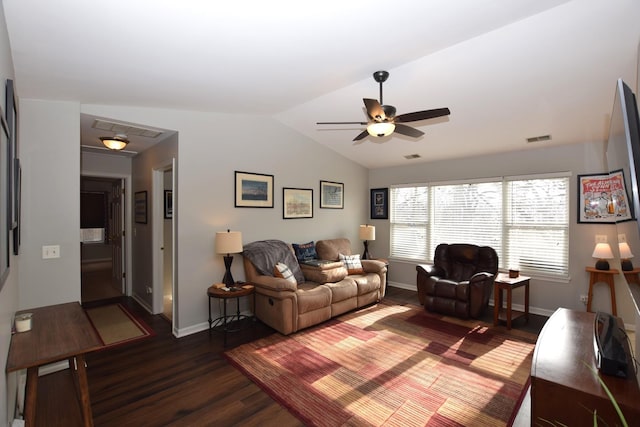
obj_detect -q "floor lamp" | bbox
[215,230,243,288]
[359,224,375,260]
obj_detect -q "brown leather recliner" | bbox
[416,243,498,319]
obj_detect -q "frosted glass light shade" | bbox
[359,224,375,241]
[367,122,395,137]
[216,230,243,254]
[100,134,129,150]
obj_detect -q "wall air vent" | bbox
[404,154,421,160]
[526,134,552,143]
[92,119,163,138]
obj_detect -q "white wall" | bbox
[81,104,370,335]
[0,3,18,425]
[370,142,638,327]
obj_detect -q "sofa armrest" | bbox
[469,271,494,284]
[417,264,445,277]
[361,259,386,273]
[250,275,298,292]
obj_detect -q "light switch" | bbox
[42,245,60,259]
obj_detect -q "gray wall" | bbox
[370,142,638,326]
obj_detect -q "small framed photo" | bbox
[320,180,344,209]
[135,191,148,224]
[578,170,633,223]
[283,188,313,219]
[235,171,274,208]
[370,188,388,220]
[164,190,173,219]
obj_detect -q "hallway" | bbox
[81,261,123,304]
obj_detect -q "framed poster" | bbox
[320,180,343,209]
[164,190,173,219]
[578,170,633,223]
[5,79,17,229]
[134,191,148,224]
[235,171,274,208]
[370,188,388,220]
[0,114,9,290]
[283,187,313,219]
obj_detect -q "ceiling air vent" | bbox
[404,154,421,160]
[526,134,552,143]
[92,119,163,138]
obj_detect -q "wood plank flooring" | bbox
[33,287,545,426]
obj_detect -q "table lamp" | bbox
[216,229,243,287]
[359,224,375,260]
[619,241,634,271]
[592,242,614,271]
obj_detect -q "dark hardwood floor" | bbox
[33,287,547,426]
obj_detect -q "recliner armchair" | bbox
[416,243,498,319]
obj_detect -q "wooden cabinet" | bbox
[531,308,640,425]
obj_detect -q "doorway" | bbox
[152,161,175,325]
[80,176,126,304]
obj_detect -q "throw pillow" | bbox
[339,253,364,275]
[273,262,297,285]
[293,241,317,261]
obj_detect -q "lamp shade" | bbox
[359,224,375,241]
[367,122,395,137]
[592,242,614,259]
[215,230,243,254]
[619,242,634,259]
[100,134,129,150]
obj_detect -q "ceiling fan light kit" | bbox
[317,70,451,142]
[100,134,130,150]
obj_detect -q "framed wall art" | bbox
[578,170,633,223]
[283,187,313,219]
[235,171,274,208]
[164,190,173,219]
[6,79,17,229]
[0,114,9,290]
[320,180,343,209]
[134,191,148,224]
[370,188,389,220]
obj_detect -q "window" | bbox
[390,173,570,279]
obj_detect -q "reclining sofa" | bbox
[242,238,387,335]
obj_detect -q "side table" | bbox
[207,283,255,347]
[493,273,530,330]
[585,267,619,315]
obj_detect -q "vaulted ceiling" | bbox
[4,0,640,168]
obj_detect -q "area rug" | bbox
[85,303,154,348]
[225,302,536,427]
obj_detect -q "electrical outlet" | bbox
[618,233,627,243]
[595,235,608,244]
[42,245,60,259]
[146,286,152,294]
[580,294,588,304]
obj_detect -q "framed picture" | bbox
[235,171,274,208]
[0,114,9,291]
[12,158,20,255]
[134,191,148,224]
[578,170,633,223]
[164,190,173,219]
[370,188,389,220]
[283,187,313,219]
[320,180,343,209]
[5,79,17,230]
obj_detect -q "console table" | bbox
[531,308,640,425]
[6,302,103,427]
[585,267,619,315]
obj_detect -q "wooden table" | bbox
[493,273,530,330]
[585,267,619,315]
[6,302,102,427]
[207,283,255,347]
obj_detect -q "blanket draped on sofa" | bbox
[242,239,305,283]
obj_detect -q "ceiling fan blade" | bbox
[394,124,424,138]
[353,130,369,141]
[317,121,368,125]
[363,98,385,121]
[395,107,451,123]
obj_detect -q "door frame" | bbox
[152,159,175,325]
[80,172,132,296]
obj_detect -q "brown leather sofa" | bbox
[416,243,498,319]
[242,238,387,335]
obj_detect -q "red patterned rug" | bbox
[225,301,536,426]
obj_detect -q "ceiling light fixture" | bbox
[100,134,130,150]
[367,122,395,137]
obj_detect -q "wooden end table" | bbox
[493,273,530,330]
[585,266,619,315]
[207,283,255,346]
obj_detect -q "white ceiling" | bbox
[3,0,640,168]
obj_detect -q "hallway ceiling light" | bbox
[100,134,130,150]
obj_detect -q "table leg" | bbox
[223,298,228,347]
[525,282,530,323]
[208,295,212,333]
[493,284,500,326]
[24,366,38,427]
[609,277,617,316]
[506,287,513,330]
[74,355,94,427]
[587,274,596,313]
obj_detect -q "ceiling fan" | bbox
[317,71,450,142]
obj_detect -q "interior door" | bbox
[110,179,125,291]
